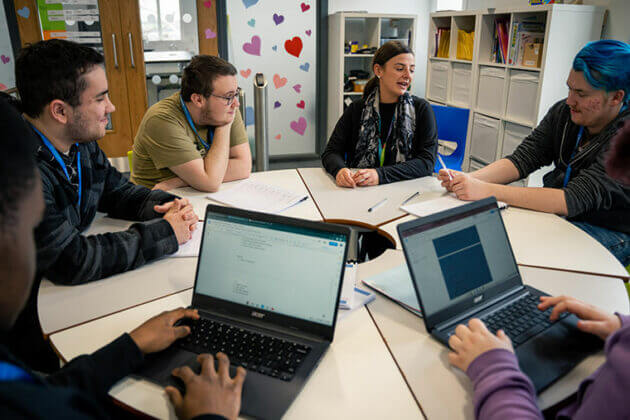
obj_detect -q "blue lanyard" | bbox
[0,361,33,383]
[563,126,584,188]
[377,111,396,167]
[179,96,214,150]
[31,124,82,208]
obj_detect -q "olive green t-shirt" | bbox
[130,92,248,188]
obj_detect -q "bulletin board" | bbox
[225,0,323,157]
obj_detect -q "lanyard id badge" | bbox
[563,126,584,188]
[180,96,214,150]
[31,124,82,208]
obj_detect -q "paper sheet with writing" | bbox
[206,179,308,214]
[171,222,203,258]
[362,264,422,317]
[401,194,507,217]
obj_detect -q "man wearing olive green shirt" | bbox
[131,55,251,192]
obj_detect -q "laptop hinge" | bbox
[435,285,526,332]
[197,308,329,344]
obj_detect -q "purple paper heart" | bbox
[273,13,284,25]
[204,28,217,39]
[274,101,281,109]
[290,117,307,136]
[0,55,10,64]
[305,29,312,36]
[242,35,261,56]
[292,84,301,93]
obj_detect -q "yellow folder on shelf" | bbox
[437,29,450,58]
[456,30,474,61]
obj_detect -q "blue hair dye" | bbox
[573,40,630,104]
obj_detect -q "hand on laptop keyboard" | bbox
[447,318,514,372]
[166,352,246,420]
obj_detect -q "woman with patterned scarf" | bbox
[322,41,438,187]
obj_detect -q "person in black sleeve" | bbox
[322,41,438,187]
[9,39,199,372]
[0,94,246,420]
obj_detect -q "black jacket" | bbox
[506,100,630,234]
[321,96,438,184]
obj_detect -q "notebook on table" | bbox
[397,197,602,392]
[139,204,350,419]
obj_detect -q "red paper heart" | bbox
[203,0,212,8]
[297,100,305,109]
[240,69,252,78]
[275,134,281,140]
[284,36,303,58]
[300,2,310,12]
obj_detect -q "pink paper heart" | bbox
[0,83,7,91]
[203,0,212,8]
[305,29,312,36]
[296,100,305,109]
[204,28,217,39]
[300,2,311,12]
[290,117,307,135]
[242,35,261,56]
[0,55,9,64]
[273,73,287,89]
[240,69,252,78]
[292,84,302,93]
[275,134,281,140]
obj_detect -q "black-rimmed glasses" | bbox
[211,87,242,106]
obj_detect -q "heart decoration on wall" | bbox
[240,69,252,78]
[275,134,282,140]
[247,18,256,27]
[284,36,303,58]
[290,117,307,135]
[0,55,10,64]
[242,35,261,56]
[203,0,212,8]
[299,62,310,72]
[292,84,302,93]
[242,0,259,9]
[300,3,310,12]
[273,13,284,25]
[17,7,30,18]
[273,74,287,89]
[296,100,305,109]
[274,101,281,108]
[204,28,217,39]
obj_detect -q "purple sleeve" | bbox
[467,349,542,420]
[567,313,630,419]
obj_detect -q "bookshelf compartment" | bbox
[477,66,506,116]
[450,62,472,106]
[506,70,539,125]
[470,113,501,164]
[380,18,414,47]
[502,122,531,157]
[431,16,452,58]
[453,15,476,61]
[479,13,510,64]
[428,61,450,103]
[508,12,546,66]
[344,17,380,52]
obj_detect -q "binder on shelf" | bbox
[456,30,474,61]
[492,18,509,64]
[435,28,451,58]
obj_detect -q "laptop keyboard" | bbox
[480,294,568,345]
[178,318,311,382]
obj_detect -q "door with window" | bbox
[13,0,218,157]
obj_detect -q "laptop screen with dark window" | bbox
[195,210,348,327]
[400,201,519,321]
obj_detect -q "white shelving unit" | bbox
[425,4,605,183]
[327,12,417,139]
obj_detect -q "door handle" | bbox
[128,33,136,68]
[112,33,118,68]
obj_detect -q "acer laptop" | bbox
[397,197,602,392]
[139,204,350,419]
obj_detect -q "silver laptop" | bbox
[398,197,602,392]
[139,204,350,419]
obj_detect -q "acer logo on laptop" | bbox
[473,295,484,304]
[251,311,265,319]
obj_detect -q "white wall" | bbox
[0,6,16,91]
[465,0,630,41]
[329,0,433,98]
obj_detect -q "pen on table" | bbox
[368,198,388,212]
[437,155,453,181]
[401,191,420,206]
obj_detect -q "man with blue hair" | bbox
[438,40,630,266]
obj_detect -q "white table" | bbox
[298,168,444,227]
[361,249,630,420]
[379,208,629,280]
[49,290,422,419]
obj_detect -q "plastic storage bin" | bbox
[502,122,531,157]
[450,63,472,105]
[470,113,500,164]
[429,61,449,102]
[506,70,539,124]
[476,66,505,115]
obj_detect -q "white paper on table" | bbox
[171,222,203,257]
[206,179,308,214]
[339,263,357,309]
[401,194,507,217]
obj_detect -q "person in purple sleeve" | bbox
[447,120,630,419]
